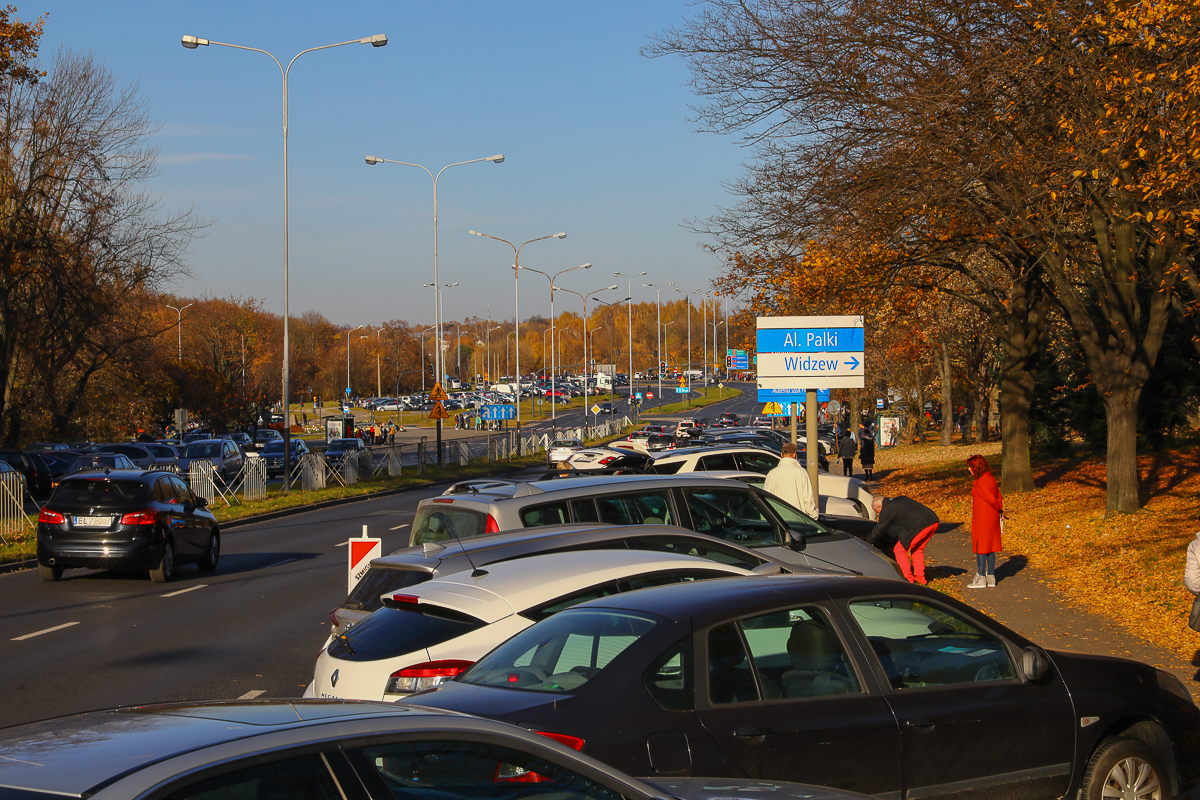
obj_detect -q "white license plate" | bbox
[73,516,112,527]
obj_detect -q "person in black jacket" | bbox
[867,495,940,584]
[837,430,858,477]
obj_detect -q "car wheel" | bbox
[1080,737,1167,800]
[198,529,220,573]
[150,539,175,584]
[38,563,62,582]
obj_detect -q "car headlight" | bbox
[1155,668,1194,704]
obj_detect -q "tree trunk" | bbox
[998,274,1049,493]
[1102,386,1142,512]
[939,342,952,446]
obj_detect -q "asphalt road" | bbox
[0,385,760,730]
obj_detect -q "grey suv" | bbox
[410,475,900,580]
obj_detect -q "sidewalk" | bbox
[924,521,1200,699]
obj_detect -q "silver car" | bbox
[547,438,584,464]
[410,474,901,580]
[177,438,245,483]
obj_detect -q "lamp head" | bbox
[581,263,592,269]
[607,284,618,290]
[553,232,567,239]
[468,230,483,237]
[365,156,383,165]
[181,35,209,49]
[365,34,388,47]
[487,154,505,163]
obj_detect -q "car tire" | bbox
[1080,736,1168,800]
[198,530,220,573]
[150,539,175,584]
[38,563,62,582]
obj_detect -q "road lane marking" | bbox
[12,622,79,641]
[161,584,207,598]
[334,542,348,547]
[264,558,296,569]
[238,689,266,700]
[389,523,410,530]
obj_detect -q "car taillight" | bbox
[385,659,474,695]
[119,510,158,525]
[37,509,65,524]
[536,731,585,751]
[485,514,500,534]
[598,456,616,466]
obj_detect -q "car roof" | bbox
[398,550,750,622]
[433,473,769,501]
[0,700,439,795]
[651,445,773,462]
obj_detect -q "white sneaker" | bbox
[986,574,996,587]
[967,574,987,589]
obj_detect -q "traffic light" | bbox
[726,354,733,368]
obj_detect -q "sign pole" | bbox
[806,391,819,511]
[790,401,798,447]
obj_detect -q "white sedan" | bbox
[304,549,760,702]
[546,438,583,464]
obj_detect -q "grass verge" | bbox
[643,387,743,416]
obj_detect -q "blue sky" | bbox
[33,0,748,328]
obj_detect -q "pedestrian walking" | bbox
[1185,514,1200,631]
[859,426,875,480]
[763,442,818,518]
[866,496,940,585]
[837,430,857,477]
[966,455,1003,588]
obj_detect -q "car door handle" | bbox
[904,717,936,730]
[731,726,770,738]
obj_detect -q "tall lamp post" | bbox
[643,281,675,406]
[555,284,617,428]
[520,262,590,421]
[468,230,567,447]
[165,303,193,362]
[614,271,645,401]
[183,31,388,490]
[689,289,707,388]
[419,326,435,394]
[366,153,503,466]
[346,324,365,402]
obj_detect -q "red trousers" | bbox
[893,523,938,584]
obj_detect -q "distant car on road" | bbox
[547,438,583,464]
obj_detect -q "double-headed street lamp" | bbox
[643,281,675,404]
[366,153,503,467]
[165,303,193,363]
[183,31,387,488]
[554,284,617,426]
[520,262,590,421]
[468,230,567,442]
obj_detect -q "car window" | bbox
[160,752,340,800]
[698,453,739,471]
[329,605,486,662]
[169,476,195,504]
[411,505,487,545]
[520,579,622,622]
[343,567,433,612]
[759,492,831,536]
[848,599,1017,689]
[644,635,694,711]
[520,501,570,528]
[739,607,862,699]
[351,740,621,800]
[631,535,769,570]
[183,442,222,458]
[680,488,781,547]
[153,477,179,504]
[51,479,145,505]
[707,622,761,704]
[570,498,600,522]
[596,490,675,526]
[737,451,779,473]
[648,460,684,475]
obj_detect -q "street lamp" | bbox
[165,303,193,363]
[423,281,459,379]
[366,153,503,467]
[554,284,617,427]
[485,325,501,388]
[419,325,435,394]
[346,324,365,400]
[519,262,590,421]
[615,271,645,400]
[643,281,675,406]
[468,229,567,445]
[184,31,387,488]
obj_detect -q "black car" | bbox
[262,437,310,477]
[36,469,219,583]
[325,437,365,465]
[406,575,1200,800]
[0,449,52,495]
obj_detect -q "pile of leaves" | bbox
[876,442,1200,663]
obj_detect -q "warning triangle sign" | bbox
[429,382,450,403]
[429,401,450,420]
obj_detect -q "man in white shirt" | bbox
[763,442,818,518]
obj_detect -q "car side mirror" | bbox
[1021,646,1050,682]
[195,496,208,508]
[787,530,807,551]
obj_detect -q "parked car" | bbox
[36,469,219,582]
[25,442,72,452]
[308,550,760,702]
[177,438,246,483]
[0,449,53,495]
[229,432,254,453]
[253,428,284,449]
[547,438,584,464]
[325,437,366,466]
[95,443,157,470]
[0,699,872,800]
[406,575,1200,800]
[409,475,899,579]
[563,447,653,472]
[139,441,181,468]
[329,522,820,636]
[65,453,137,475]
[262,437,310,478]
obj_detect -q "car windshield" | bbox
[328,605,485,662]
[551,440,580,448]
[182,442,222,458]
[67,456,120,473]
[328,439,356,451]
[461,609,663,693]
[411,505,488,545]
[52,479,145,505]
[261,441,303,454]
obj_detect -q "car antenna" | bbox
[454,535,488,578]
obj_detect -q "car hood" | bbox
[645,778,874,800]
[403,678,576,720]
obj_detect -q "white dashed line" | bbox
[12,622,79,641]
[264,558,296,569]
[238,689,266,700]
[334,542,348,547]
[389,524,410,531]
[161,585,207,598]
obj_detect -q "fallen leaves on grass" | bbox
[877,440,1200,666]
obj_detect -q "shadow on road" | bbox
[210,552,321,577]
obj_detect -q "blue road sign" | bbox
[756,327,865,353]
[757,388,830,404]
[480,404,516,421]
[635,392,643,399]
[675,387,689,394]
[345,386,352,395]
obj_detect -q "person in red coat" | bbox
[967,454,1003,588]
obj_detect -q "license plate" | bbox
[73,516,112,527]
